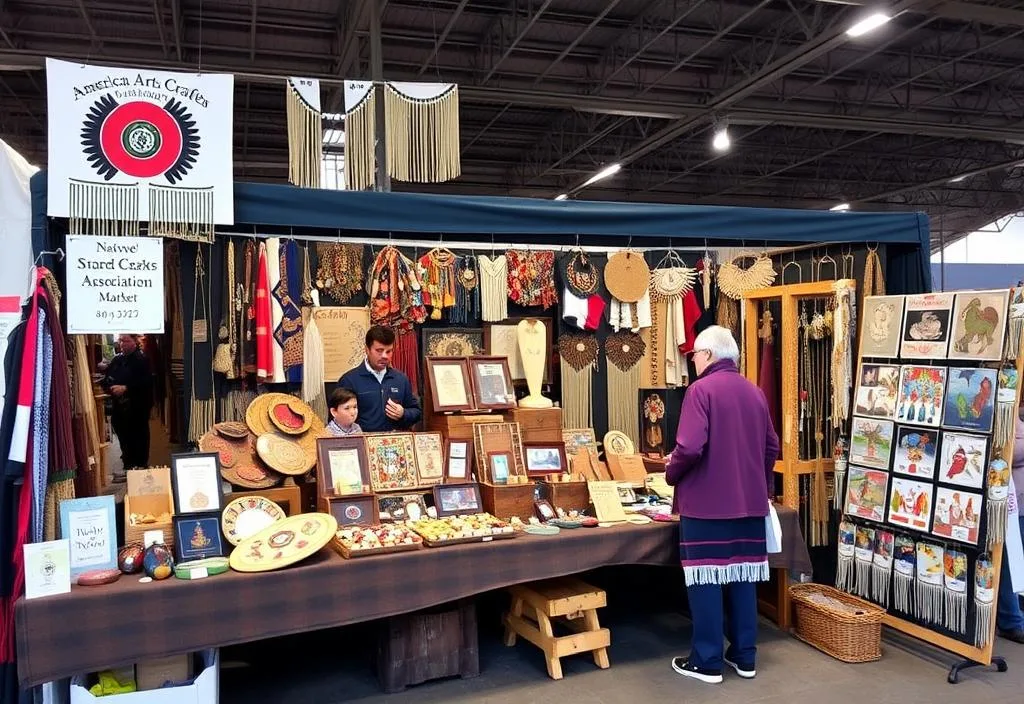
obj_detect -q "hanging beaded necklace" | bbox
[451,254,481,324]
[315,243,364,304]
[562,250,601,297]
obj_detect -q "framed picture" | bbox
[848,417,894,470]
[325,493,379,527]
[937,431,987,489]
[172,511,225,563]
[445,439,473,482]
[853,363,900,420]
[932,486,983,545]
[892,426,938,479]
[844,466,889,523]
[425,357,475,413]
[535,499,557,522]
[639,389,668,455]
[421,327,484,358]
[562,428,598,458]
[887,476,934,532]
[316,436,370,497]
[433,482,483,517]
[365,433,419,492]
[377,493,430,522]
[942,367,997,433]
[948,289,1010,361]
[487,451,512,485]
[402,495,428,521]
[523,441,568,476]
[413,432,445,486]
[59,495,117,578]
[170,452,224,514]
[859,295,905,358]
[895,365,947,428]
[468,356,517,410]
[484,317,553,383]
[901,292,954,359]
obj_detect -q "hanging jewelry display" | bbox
[832,280,853,430]
[558,334,599,430]
[974,554,996,647]
[1005,287,1023,359]
[418,247,457,320]
[717,251,777,299]
[562,250,602,297]
[384,82,461,184]
[285,77,323,188]
[343,81,375,191]
[451,255,481,324]
[800,301,831,546]
[478,253,509,322]
[994,367,1018,450]
[68,179,140,236]
[368,245,427,388]
[189,247,216,443]
[836,521,855,593]
[315,243,365,305]
[893,535,916,615]
[649,256,694,387]
[915,542,944,625]
[605,331,646,450]
[944,548,968,634]
[507,250,558,310]
[853,525,875,599]
[872,529,895,607]
[986,457,1011,547]
[213,239,237,377]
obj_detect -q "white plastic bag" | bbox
[766,502,783,554]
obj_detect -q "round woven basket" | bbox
[216,421,250,440]
[605,251,650,303]
[202,429,282,489]
[256,433,310,476]
[269,398,313,435]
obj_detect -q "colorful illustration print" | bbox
[365,434,417,492]
[845,466,890,522]
[932,486,982,545]
[895,365,947,428]
[849,417,894,470]
[901,292,954,358]
[887,476,933,532]
[942,367,997,433]
[949,289,1009,361]
[892,426,938,479]
[938,431,987,489]
[854,363,900,420]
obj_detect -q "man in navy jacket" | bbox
[337,325,421,432]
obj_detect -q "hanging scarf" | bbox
[369,246,426,389]
[507,250,557,309]
[267,238,286,382]
[242,240,258,374]
[30,306,49,545]
[255,243,273,380]
[274,240,305,383]
[418,248,457,320]
[450,255,480,325]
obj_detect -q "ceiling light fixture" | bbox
[711,118,731,152]
[554,193,568,201]
[846,12,891,37]
[581,163,621,188]
[830,203,851,212]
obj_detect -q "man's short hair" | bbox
[365,325,396,348]
[328,387,358,410]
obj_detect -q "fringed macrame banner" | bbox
[831,282,853,429]
[344,81,376,191]
[558,334,598,429]
[385,82,461,183]
[836,521,855,593]
[286,77,323,188]
[872,530,894,607]
[605,332,645,450]
[853,525,875,599]
[987,458,1011,547]
[974,554,996,647]
[894,535,915,616]
[148,184,215,243]
[944,548,968,635]
[916,542,944,626]
[994,367,1018,450]
[68,179,140,236]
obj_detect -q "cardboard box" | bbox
[136,654,192,692]
[70,650,218,704]
[124,467,175,552]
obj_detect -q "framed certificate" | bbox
[425,357,475,413]
[170,452,224,514]
[316,436,371,497]
[413,432,445,486]
[469,356,517,410]
[445,439,473,483]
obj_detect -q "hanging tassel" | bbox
[894,535,916,616]
[994,367,1018,449]
[832,437,848,510]
[836,521,856,593]
[303,299,329,422]
[148,184,214,243]
[1005,289,1023,360]
[286,77,323,188]
[987,458,1011,548]
[344,81,376,191]
[716,295,739,340]
[944,548,968,634]
[872,530,895,607]
[559,335,598,429]
[915,542,945,625]
[854,525,875,599]
[68,179,140,236]
[974,554,996,647]
[384,82,461,183]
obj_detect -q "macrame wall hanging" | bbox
[986,457,1011,547]
[717,251,776,338]
[606,250,651,333]
[974,554,996,647]
[450,254,481,324]
[994,367,1018,451]
[1005,287,1023,359]
[872,530,895,607]
[605,331,645,449]
[189,247,216,442]
[344,80,376,191]
[861,244,886,312]
[893,535,916,616]
[478,253,509,322]
[831,280,853,430]
[285,77,323,188]
[944,548,968,635]
[836,521,855,593]
[916,542,944,625]
[369,245,427,388]
[68,178,140,236]
[558,334,599,429]
[649,259,696,386]
[384,82,461,183]
[853,525,875,599]
[148,184,215,243]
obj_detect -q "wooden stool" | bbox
[503,577,610,680]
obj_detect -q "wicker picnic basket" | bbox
[790,583,885,663]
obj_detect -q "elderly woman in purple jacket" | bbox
[665,326,780,685]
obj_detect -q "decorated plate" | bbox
[603,431,635,456]
[269,399,313,436]
[229,512,337,573]
[222,495,287,546]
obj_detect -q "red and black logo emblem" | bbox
[81,95,200,183]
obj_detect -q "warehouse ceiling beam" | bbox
[417,0,469,76]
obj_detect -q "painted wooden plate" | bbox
[222,495,287,546]
[229,513,337,573]
[603,431,635,456]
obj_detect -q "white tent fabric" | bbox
[0,138,37,300]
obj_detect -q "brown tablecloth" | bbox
[15,508,811,687]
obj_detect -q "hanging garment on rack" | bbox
[507,250,558,310]
[41,284,76,542]
[478,254,508,322]
[757,309,781,438]
[274,240,305,384]
[255,243,273,380]
[267,238,286,383]
[610,291,652,333]
[241,240,258,375]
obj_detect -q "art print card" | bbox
[172,512,225,563]
[853,363,900,420]
[892,426,938,479]
[895,365,947,428]
[942,367,997,433]
[938,431,987,489]
[933,486,982,545]
[845,466,889,523]
[860,295,905,358]
[893,535,916,615]
[916,542,945,625]
[365,433,418,492]
[854,525,876,599]
[887,476,933,532]
[23,539,71,600]
[873,530,896,607]
[59,495,117,577]
[949,289,1010,361]
[901,292,954,358]
[849,417,894,470]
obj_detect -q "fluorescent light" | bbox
[581,163,621,187]
[949,174,969,183]
[846,12,891,37]
[554,193,568,201]
[712,126,731,152]
[830,203,851,212]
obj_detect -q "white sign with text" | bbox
[66,235,164,334]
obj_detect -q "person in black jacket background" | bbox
[337,326,421,432]
[100,334,154,472]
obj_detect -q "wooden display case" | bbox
[508,407,562,444]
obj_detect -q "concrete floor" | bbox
[219,579,1024,704]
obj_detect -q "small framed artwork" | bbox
[325,493,379,527]
[403,495,428,521]
[378,493,430,522]
[844,466,889,523]
[639,389,668,455]
[316,436,371,497]
[524,441,568,476]
[59,495,117,578]
[892,426,938,479]
[937,431,987,489]
[468,356,517,410]
[172,511,225,563]
[859,295,905,358]
[948,289,1010,361]
[445,439,473,483]
[422,327,484,358]
[488,451,512,485]
[365,433,418,492]
[413,432,445,486]
[425,357,475,413]
[433,482,483,517]
[535,499,557,522]
[942,367,997,433]
[901,292,955,359]
[895,365,947,428]
[170,452,224,514]
[886,476,934,532]
[932,486,983,545]
[562,428,598,458]
[848,417,894,470]
[853,363,900,420]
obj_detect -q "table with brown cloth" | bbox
[15,508,811,687]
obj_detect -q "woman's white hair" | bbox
[693,325,739,362]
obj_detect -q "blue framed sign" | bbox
[59,495,117,577]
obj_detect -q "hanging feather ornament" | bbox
[915,542,944,625]
[385,82,461,183]
[558,334,599,429]
[986,457,1012,547]
[994,367,1018,450]
[853,525,875,599]
[1005,287,1024,359]
[605,332,645,450]
[872,530,895,607]
[836,521,856,593]
[944,548,968,635]
[893,535,916,616]
[974,554,997,647]
[344,80,376,191]
[285,77,323,188]
[68,179,140,236]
